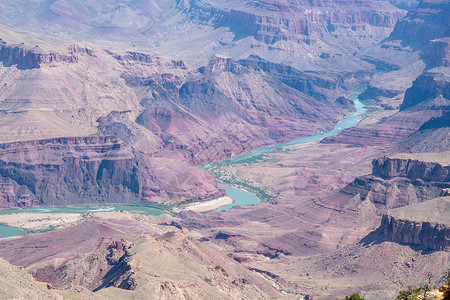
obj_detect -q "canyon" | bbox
[0,0,449,299]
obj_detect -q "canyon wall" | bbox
[0,136,140,208]
[0,136,225,208]
[187,0,404,44]
[400,72,450,111]
[389,0,450,47]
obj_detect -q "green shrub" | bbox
[345,293,365,300]
[396,285,423,300]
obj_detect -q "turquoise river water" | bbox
[205,85,368,210]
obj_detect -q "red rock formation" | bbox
[0,135,226,208]
[343,156,450,205]
[0,136,140,208]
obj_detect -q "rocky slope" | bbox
[0,257,100,300]
[247,229,450,299]
[389,0,450,48]
[0,214,285,299]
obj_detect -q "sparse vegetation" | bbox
[396,285,427,300]
[207,162,275,203]
[396,269,450,300]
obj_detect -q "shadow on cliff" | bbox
[358,227,438,254]
[1,59,39,70]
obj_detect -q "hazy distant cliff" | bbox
[187,0,404,44]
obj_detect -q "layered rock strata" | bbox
[0,136,139,208]
[342,155,450,211]
[187,0,405,44]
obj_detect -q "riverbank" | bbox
[0,212,83,234]
[174,196,234,213]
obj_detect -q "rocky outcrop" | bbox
[424,38,450,68]
[28,239,131,291]
[0,42,93,69]
[110,50,186,68]
[198,55,245,74]
[342,155,450,211]
[400,72,450,111]
[419,110,450,131]
[380,197,450,250]
[334,96,355,109]
[372,156,450,182]
[389,0,450,48]
[358,86,401,104]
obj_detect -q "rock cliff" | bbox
[372,156,450,182]
[0,135,226,208]
[389,0,450,48]
[0,41,93,69]
[380,197,450,250]
[0,136,140,208]
[400,71,450,111]
[424,38,450,68]
[342,154,450,212]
